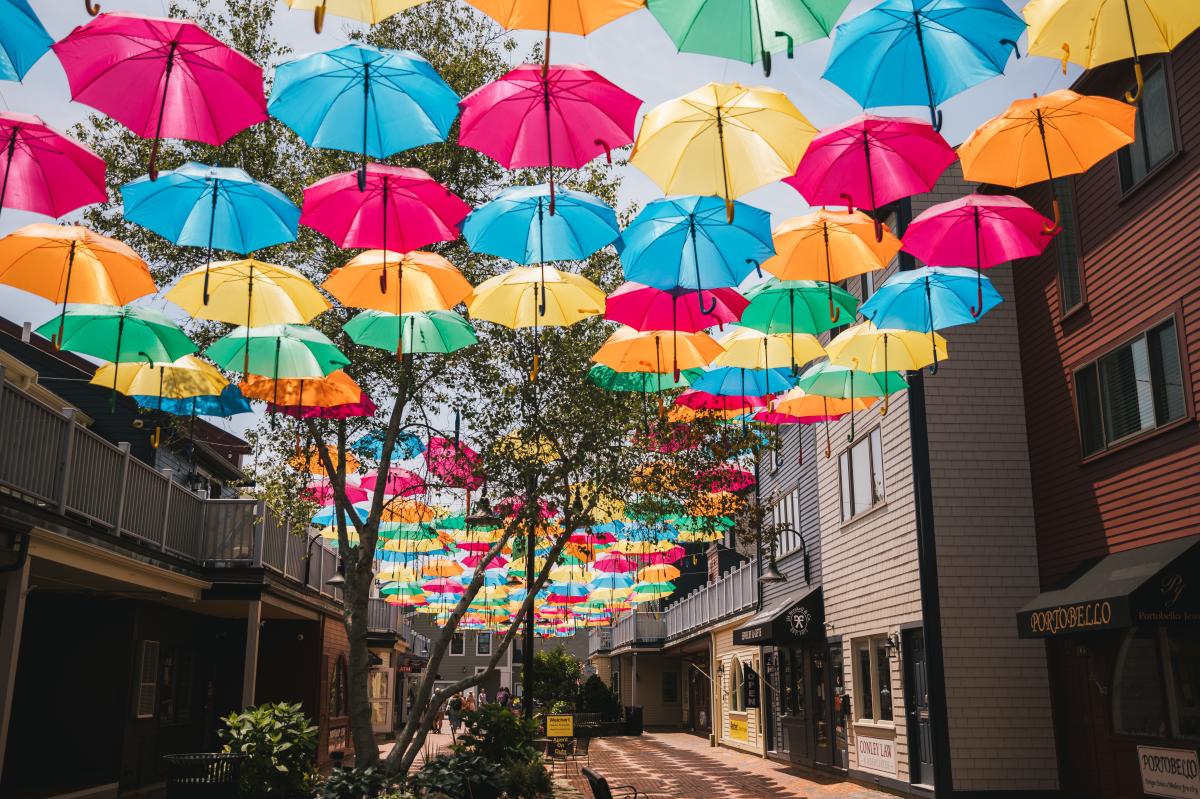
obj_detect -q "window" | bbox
[1114,628,1169,736]
[663,670,678,704]
[1075,318,1186,456]
[476,632,492,657]
[450,632,465,656]
[772,488,803,557]
[730,659,745,712]
[1118,62,1175,190]
[330,656,349,718]
[611,666,621,699]
[135,640,160,719]
[859,271,876,303]
[1053,178,1084,312]
[852,637,894,723]
[839,428,884,521]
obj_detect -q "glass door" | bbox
[829,644,848,769]
[812,647,832,766]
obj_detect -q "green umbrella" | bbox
[796,359,906,440]
[206,323,348,379]
[739,280,859,346]
[587,364,701,393]
[646,0,850,74]
[345,310,477,355]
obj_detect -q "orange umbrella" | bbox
[958,90,1135,232]
[592,326,723,377]
[381,498,442,524]
[322,249,472,314]
[241,370,364,408]
[466,0,642,37]
[290,444,360,476]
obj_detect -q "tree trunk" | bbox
[344,553,379,766]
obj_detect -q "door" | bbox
[763,649,778,753]
[829,644,848,770]
[904,628,935,787]
[689,661,711,735]
[369,666,394,734]
[812,646,832,766]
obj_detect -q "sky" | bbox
[0,0,1077,441]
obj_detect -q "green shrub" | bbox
[579,675,622,722]
[531,646,582,709]
[454,705,541,766]
[218,702,317,798]
[319,766,396,799]
[407,752,503,799]
[548,699,574,715]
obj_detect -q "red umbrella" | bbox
[360,468,425,497]
[605,282,747,333]
[696,465,755,493]
[268,393,377,419]
[0,112,106,221]
[301,164,471,254]
[305,481,368,505]
[675,389,769,412]
[52,13,267,179]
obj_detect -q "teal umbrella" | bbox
[205,323,348,379]
[587,364,700,393]
[345,310,477,355]
[796,359,906,440]
[739,280,859,343]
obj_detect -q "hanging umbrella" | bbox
[271,393,377,420]
[167,258,328,326]
[269,44,458,187]
[630,82,817,220]
[713,326,825,374]
[902,194,1055,317]
[691,366,795,397]
[0,112,106,221]
[647,0,850,74]
[346,310,478,355]
[826,322,948,412]
[468,265,605,380]
[134,385,252,418]
[285,0,433,32]
[1024,0,1200,102]
[353,429,424,461]
[466,0,643,67]
[361,467,425,497]
[958,90,1135,231]
[425,436,484,490]
[52,12,267,179]
[463,184,620,264]
[0,0,51,82]
[291,445,361,476]
[241,369,365,409]
[676,389,770,414]
[306,481,369,505]
[592,327,724,377]
[606,282,747,334]
[740,279,859,338]
[786,115,956,238]
[587,364,700,393]
[206,323,349,381]
[795,359,907,440]
[93,354,227,448]
[459,63,641,210]
[122,163,299,302]
[762,210,899,320]
[301,164,471,252]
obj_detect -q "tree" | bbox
[531,645,583,710]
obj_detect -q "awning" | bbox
[1016,535,1200,639]
[733,585,823,646]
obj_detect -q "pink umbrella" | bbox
[423,578,465,594]
[305,481,368,505]
[786,115,956,240]
[269,393,378,420]
[424,435,484,491]
[569,530,617,546]
[754,410,841,425]
[301,164,470,253]
[605,282,747,333]
[0,112,106,221]
[462,552,509,568]
[676,389,769,412]
[52,13,267,179]
[593,553,637,573]
[634,546,685,565]
[902,194,1054,317]
[459,63,641,213]
[496,496,556,520]
[696,465,755,493]
[361,468,425,497]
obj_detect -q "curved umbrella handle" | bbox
[1042,199,1062,235]
[594,139,612,164]
[969,267,983,318]
[1000,38,1020,59]
[880,393,889,417]
[85,0,100,15]
[762,49,772,78]
[314,3,326,34]
[839,193,855,214]
[697,287,717,316]
[1125,61,1144,104]
[1060,43,1070,75]
[151,426,161,449]
[847,410,856,442]
[873,215,884,243]
[746,258,763,279]
[929,334,940,376]
[929,105,943,133]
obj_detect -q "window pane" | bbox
[1099,336,1155,443]
[1076,365,1105,455]
[1054,178,1083,311]
[451,633,464,655]
[869,428,885,504]
[1149,320,1186,426]
[875,641,893,722]
[1169,633,1200,738]
[1113,628,1168,736]
[1121,65,1173,188]
[851,438,873,517]
[477,632,491,656]
[856,644,873,720]
[839,452,852,521]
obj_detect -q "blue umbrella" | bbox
[823,0,1024,130]
[352,430,426,461]
[133,385,253,418]
[0,0,51,82]
[122,162,299,302]
[313,503,369,527]
[620,196,774,313]
[691,366,796,397]
[269,44,459,189]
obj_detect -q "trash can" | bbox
[163,753,244,799]
[624,705,643,736]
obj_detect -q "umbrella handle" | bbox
[697,288,717,316]
[85,0,100,15]
[776,31,794,59]
[839,193,854,214]
[530,353,540,382]
[970,267,983,318]
[929,106,943,133]
[357,165,368,192]
[873,215,884,243]
[725,198,734,223]
[762,49,772,77]
[746,258,762,279]
[594,139,612,164]
[1125,62,1144,104]
[929,341,940,376]
[1042,199,1062,235]
[148,137,161,182]
[1060,43,1070,75]
[1000,38,1020,59]
[151,426,161,449]
[314,3,326,33]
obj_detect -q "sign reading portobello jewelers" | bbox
[1020,599,1126,637]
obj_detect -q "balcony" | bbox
[611,611,666,650]
[587,626,613,655]
[664,560,757,641]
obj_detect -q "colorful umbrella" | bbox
[291,445,361,477]
[425,436,484,491]
[463,184,619,264]
[269,44,458,186]
[241,369,364,408]
[361,468,425,497]
[0,0,51,82]
[714,326,825,374]
[630,82,817,220]
[691,366,795,397]
[826,322,948,411]
[324,248,471,315]
[167,259,328,327]
[134,385,252,418]
[52,13,267,178]
[587,364,699,393]
[606,282,747,334]
[0,112,106,221]
[824,0,1024,129]
[306,480,368,505]
[592,327,724,376]
[92,354,227,400]
[465,0,644,56]
[795,359,907,439]
[206,323,349,379]
[958,90,1135,231]
[285,0,433,32]
[676,389,769,413]
[902,194,1054,317]
[346,310,478,355]
[739,279,859,338]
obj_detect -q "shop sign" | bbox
[786,603,813,637]
[546,714,574,739]
[743,662,760,709]
[1138,745,1200,799]
[856,735,897,776]
[729,717,748,741]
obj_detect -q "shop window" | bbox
[1113,628,1169,737]
[611,667,621,699]
[1053,178,1084,313]
[450,632,465,656]
[1118,62,1176,190]
[663,670,678,704]
[1169,635,1200,738]
[330,656,349,718]
[135,640,160,720]
[1075,317,1186,456]
[730,660,745,712]
[476,632,492,657]
[839,427,884,521]
[852,637,894,723]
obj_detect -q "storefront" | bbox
[1017,535,1200,799]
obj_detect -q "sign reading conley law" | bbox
[856,735,898,776]
[729,717,748,741]
[546,714,574,739]
[1138,745,1200,799]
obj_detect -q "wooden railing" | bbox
[611,612,667,650]
[664,560,757,641]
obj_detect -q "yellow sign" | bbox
[729,717,748,741]
[546,714,574,738]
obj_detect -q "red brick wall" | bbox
[318,614,353,765]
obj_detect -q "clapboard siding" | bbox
[1011,30,1200,586]
[761,422,823,606]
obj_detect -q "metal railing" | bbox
[611,611,667,650]
[587,627,613,655]
[665,560,758,641]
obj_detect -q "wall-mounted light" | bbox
[884,632,901,657]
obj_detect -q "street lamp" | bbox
[464,483,502,529]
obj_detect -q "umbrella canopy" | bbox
[647,0,850,72]
[826,322,949,402]
[167,258,329,327]
[606,282,747,333]
[459,62,641,170]
[958,90,1135,230]
[206,323,349,378]
[740,279,859,336]
[346,310,478,355]
[134,384,252,417]
[361,468,425,497]
[306,481,369,505]
[859,265,1003,336]
[270,394,377,420]
[51,12,267,178]
[269,43,458,174]
[630,82,817,219]
[463,184,620,263]
[824,0,1024,129]
[425,436,484,490]
[468,265,604,328]
[796,359,907,437]
[0,112,106,221]
[592,327,724,374]
[587,364,699,393]
[36,304,194,364]
[690,366,795,397]
[465,0,642,34]
[714,326,825,373]
[0,0,51,82]
[774,386,877,417]
[285,0,432,31]
[301,164,471,252]
[786,115,956,219]
[291,445,361,476]
[241,370,365,407]
[93,355,227,399]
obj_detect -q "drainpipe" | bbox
[897,197,953,797]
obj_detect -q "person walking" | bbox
[448,693,463,739]
[477,688,489,706]
[495,686,511,709]
[463,692,477,713]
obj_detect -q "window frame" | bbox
[729,659,745,713]
[135,640,160,720]
[838,427,885,523]
[851,635,895,726]
[476,632,492,657]
[1071,312,1192,461]
[450,632,466,656]
[1116,58,1180,196]
[1052,177,1087,318]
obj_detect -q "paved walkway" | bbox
[556,731,893,799]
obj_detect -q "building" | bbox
[1008,30,1200,799]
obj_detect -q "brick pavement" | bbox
[557,731,894,799]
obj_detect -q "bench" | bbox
[582,766,650,799]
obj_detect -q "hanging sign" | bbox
[1138,746,1200,799]
[743,662,760,709]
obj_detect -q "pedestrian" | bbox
[495,686,511,708]
[405,687,414,723]
[478,688,489,706]
[448,693,463,738]
[463,692,476,713]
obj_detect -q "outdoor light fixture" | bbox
[326,558,346,588]
[884,632,901,657]
[758,558,787,583]
[465,483,502,528]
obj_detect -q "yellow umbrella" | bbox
[639,564,681,582]
[1023,0,1200,101]
[420,557,464,577]
[630,82,817,220]
[468,264,604,380]
[958,90,1135,231]
[381,499,442,524]
[287,0,432,33]
[322,250,472,314]
[592,326,723,374]
[382,537,445,553]
[167,258,329,327]
[826,323,948,414]
[569,482,625,524]
[91,355,227,399]
[494,431,560,463]
[687,491,745,517]
[714,326,825,373]
[377,566,417,582]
